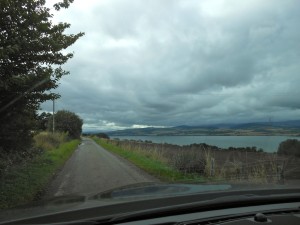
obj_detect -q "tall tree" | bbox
[0,0,84,153]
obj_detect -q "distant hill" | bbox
[105,120,300,136]
[82,130,110,135]
[229,121,300,129]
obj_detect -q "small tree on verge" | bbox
[48,110,83,139]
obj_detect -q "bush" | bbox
[278,139,300,157]
[96,133,110,139]
[0,140,80,209]
[1,132,69,184]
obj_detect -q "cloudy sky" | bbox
[42,0,300,131]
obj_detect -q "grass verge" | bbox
[33,132,68,151]
[0,139,80,209]
[92,137,205,183]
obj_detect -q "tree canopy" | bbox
[0,0,84,153]
[36,112,52,131]
[48,110,83,139]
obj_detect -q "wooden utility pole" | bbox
[52,99,55,133]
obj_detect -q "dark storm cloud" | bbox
[41,0,300,130]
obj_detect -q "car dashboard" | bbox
[0,188,300,225]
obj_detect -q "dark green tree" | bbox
[0,0,84,153]
[96,133,110,139]
[278,139,300,157]
[36,112,52,131]
[48,110,83,139]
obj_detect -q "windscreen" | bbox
[0,0,299,217]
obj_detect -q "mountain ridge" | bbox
[98,120,300,136]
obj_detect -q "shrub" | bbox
[278,139,300,157]
[96,133,110,139]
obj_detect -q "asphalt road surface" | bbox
[45,138,158,198]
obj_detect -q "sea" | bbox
[111,136,300,153]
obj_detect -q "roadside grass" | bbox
[0,139,80,209]
[33,132,68,151]
[92,137,205,182]
[93,138,284,185]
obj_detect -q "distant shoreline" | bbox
[106,135,300,153]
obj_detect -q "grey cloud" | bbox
[41,0,300,130]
